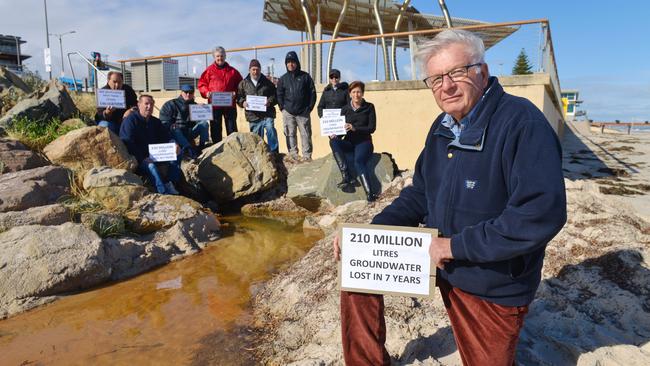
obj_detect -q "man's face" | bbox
[214,52,225,66]
[138,97,154,118]
[181,90,194,102]
[107,74,123,90]
[286,61,297,72]
[425,43,488,121]
[250,66,261,79]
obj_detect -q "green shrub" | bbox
[7,116,81,151]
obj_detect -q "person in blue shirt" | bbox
[120,95,181,195]
[334,29,567,366]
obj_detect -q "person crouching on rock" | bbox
[120,95,181,195]
[329,81,378,202]
[159,84,210,159]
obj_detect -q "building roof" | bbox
[0,34,27,44]
[263,0,517,48]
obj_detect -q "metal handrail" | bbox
[67,51,108,92]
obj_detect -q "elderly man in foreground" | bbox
[335,29,567,365]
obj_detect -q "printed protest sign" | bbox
[211,92,233,107]
[320,110,346,136]
[189,104,213,121]
[96,89,126,108]
[148,143,177,162]
[245,95,267,111]
[339,223,437,297]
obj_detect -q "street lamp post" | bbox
[49,30,76,76]
[43,0,51,79]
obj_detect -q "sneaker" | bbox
[164,182,180,195]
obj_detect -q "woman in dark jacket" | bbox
[317,69,349,117]
[329,80,378,201]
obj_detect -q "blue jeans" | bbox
[329,138,374,177]
[98,120,120,135]
[139,159,181,194]
[249,117,279,153]
[170,121,210,149]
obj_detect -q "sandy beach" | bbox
[251,122,650,365]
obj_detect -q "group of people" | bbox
[94,46,380,201]
[94,29,567,366]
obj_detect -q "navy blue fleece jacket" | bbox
[372,77,567,306]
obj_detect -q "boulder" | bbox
[0,79,78,129]
[0,223,110,319]
[105,216,221,281]
[287,153,396,206]
[0,165,71,212]
[0,203,71,231]
[197,132,278,203]
[0,66,31,94]
[125,194,220,234]
[43,126,137,177]
[83,166,142,190]
[0,138,50,173]
[241,197,311,225]
[83,166,148,211]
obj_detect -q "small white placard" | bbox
[320,115,347,136]
[211,92,233,107]
[340,224,435,297]
[322,108,341,117]
[246,95,267,112]
[96,89,126,108]
[148,143,177,162]
[189,104,213,121]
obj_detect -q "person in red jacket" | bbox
[198,46,243,144]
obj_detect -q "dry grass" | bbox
[70,92,96,121]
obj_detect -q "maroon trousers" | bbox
[340,279,529,366]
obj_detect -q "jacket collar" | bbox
[433,77,504,150]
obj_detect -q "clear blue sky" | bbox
[2,0,648,121]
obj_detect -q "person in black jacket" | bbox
[317,69,349,118]
[159,84,210,157]
[95,71,138,135]
[276,51,316,161]
[236,59,279,153]
[329,80,377,201]
[120,95,181,195]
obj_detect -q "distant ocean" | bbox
[607,124,650,133]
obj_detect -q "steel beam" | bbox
[372,0,390,81]
[390,0,411,81]
[326,0,349,78]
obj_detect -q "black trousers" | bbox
[211,107,238,144]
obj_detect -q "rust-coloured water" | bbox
[0,216,322,365]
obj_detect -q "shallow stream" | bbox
[0,216,322,365]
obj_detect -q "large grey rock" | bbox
[0,223,110,318]
[83,166,148,211]
[0,165,71,212]
[0,138,50,173]
[287,153,396,206]
[125,194,220,235]
[0,79,78,128]
[241,197,311,225]
[0,66,31,94]
[106,210,221,280]
[83,166,142,190]
[197,132,278,203]
[43,126,137,178]
[0,203,70,231]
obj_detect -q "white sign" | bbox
[148,143,177,162]
[189,104,213,121]
[340,224,436,297]
[246,95,267,112]
[320,115,347,136]
[322,108,341,117]
[44,48,52,72]
[211,92,233,107]
[96,89,126,108]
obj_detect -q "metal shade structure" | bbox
[263,0,517,81]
